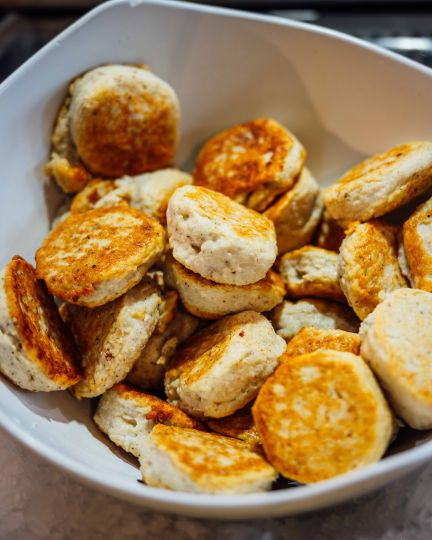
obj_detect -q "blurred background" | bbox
[1,0,432,81]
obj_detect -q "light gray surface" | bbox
[0,431,431,539]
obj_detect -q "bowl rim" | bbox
[1,0,432,518]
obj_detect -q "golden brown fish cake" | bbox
[139,425,277,493]
[167,185,277,285]
[46,65,180,192]
[277,246,345,302]
[338,220,407,320]
[0,256,81,391]
[36,206,165,307]
[360,288,432,429]
[70,179,117,213]
[324,142,432,222]
[194,118,305,206]
[164,251,285,319]
[314,208,346,252]
[264,167,324,255]
[253,350,393,483]
[402,196,432,291]
[282,327,361,358]
[62,277,162,399]
[94,383,203,457]
[207,404,261,452]
[164,311,286,419]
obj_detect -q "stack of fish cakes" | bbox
[3,60,432,495]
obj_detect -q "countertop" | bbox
[1,430,431,540]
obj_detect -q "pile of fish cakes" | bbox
[2,63,432,493]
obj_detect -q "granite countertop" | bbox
[1,431,431,540]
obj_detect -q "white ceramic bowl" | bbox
[1,0,432,519]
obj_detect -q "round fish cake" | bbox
[94,383,203,458]
[324,142,432,222]
[0,256,81,391]
[46,65,180,192]
[164,251,285,319]
[164,310,286,419]
[207,404,261,452]
[253,350,393,483]
[338,220,407,320]
[282,327,361,358]
[402,196,432,291]
[360,288,432,429]
[36,206,165,307]
[167,185,277,285]
[71,169,193,225]
[271,298,359,342]
[264,167,324,255]
[277,246,345,302]
[62,277,162,399]
[127,290,199,390]
[139,425,277,493]
[194,118,305,208]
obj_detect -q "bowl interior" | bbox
[1,0,432,517]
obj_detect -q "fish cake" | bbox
[402,196,432,291]
[36,206,165,307]
[167,185,277,285]
[283,327,361,358]
[164,251,285,319]
[253,350,393,483]
[324,142,432,222]
[126,290,199,389]
[94,383,203,457]
[207,405,261,452]
[338,220,407,320]
[46,65,179,191]
[62,278,162,399]
[360,288,432,429]
[271,298,359,342]
[194,118,305,209]
[0,256,81,391]
[139,425,277,493]
[164,311,286,419]
[277,246,345,302]
[264,167,324,254]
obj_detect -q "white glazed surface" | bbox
[0,0,432,518]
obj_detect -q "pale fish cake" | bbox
[167,185,277,285]
[36,206,165,307]
[252,350,393,483]
[338,220,407,320]
[264,167,324,254]
[46,65,179,191]
[164,250,285,319]
[127,290,199,389]
[283,327,361,358]
[360,288,432,429]
[402,196,432,291]
[139,425,277,493]
[62,277,162,399]
[314,208,346,252]
[194,118,305,209]
[277,246,345,302]
[164,311,286,419]
[324,142,432,222]
[271,298,359,342]
[207,404,261,452]
[94,383,203,458]
[0,257,81,391]
[71,169,193,225]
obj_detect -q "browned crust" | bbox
[35,206,165,305]
[4,256,81,386]
[194,119,303,200]
[282,327,361,358]
[70,179,117,214]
